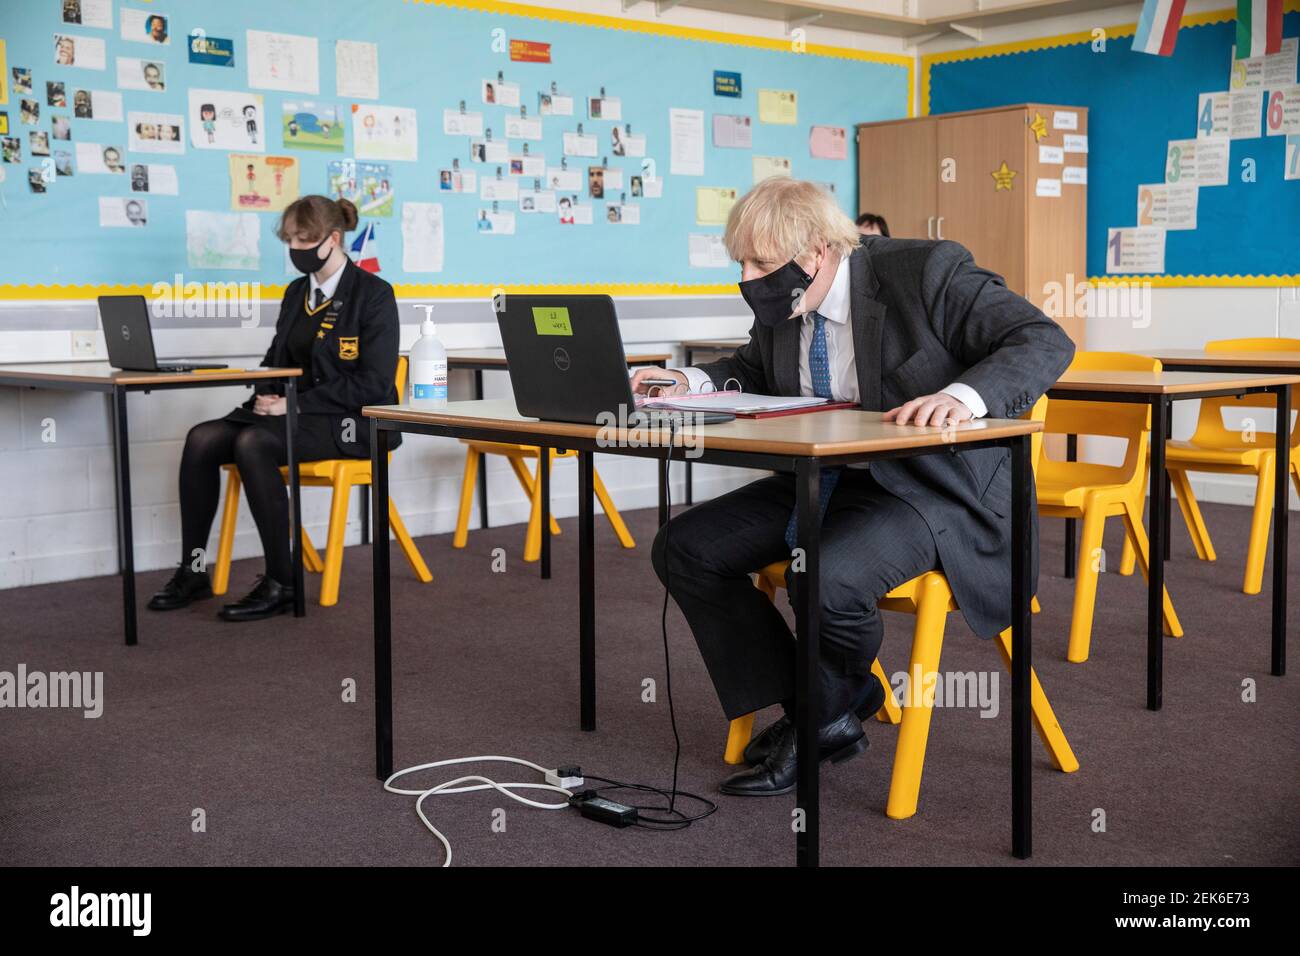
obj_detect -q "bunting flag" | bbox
[349,222,380,273]
[1235,0,1284,59]
[1133,0,1187,57]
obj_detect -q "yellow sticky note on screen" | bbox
[695,187,737,226]
[758,89,797,125]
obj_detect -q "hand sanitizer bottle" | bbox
[409,304,448,407]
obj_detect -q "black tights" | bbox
[179,418,297,585]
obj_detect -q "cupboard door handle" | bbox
[936,216,945,239]
[927,216,935,239]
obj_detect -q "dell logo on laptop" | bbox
[552,347,570,371]
[120,325,131,341]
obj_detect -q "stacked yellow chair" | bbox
[1118,337,1300,595]
[453,443,635,562]
[1036,351,1182,663]
[212,357,433,607]
[723,397,1079,821]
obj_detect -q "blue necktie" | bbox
[785,312,841,550]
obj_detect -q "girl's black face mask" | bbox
[738,259,813,327]
[289,237,332,275]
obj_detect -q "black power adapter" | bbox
[569,791,638,828]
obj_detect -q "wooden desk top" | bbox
[446,348,672,367]
[1050,369,1300,395]
[0,362,301,387]
[363,398,1041,457]
[1148,349,1300,370]
[681,338,747,351]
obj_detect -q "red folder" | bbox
[735,401,860,419]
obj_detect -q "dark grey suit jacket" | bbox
[695,237,1075,639]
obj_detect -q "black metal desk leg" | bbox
[1064,434,1077,579]
[1272,384,1290,677]
[110,387,137,647]
[475,369,488,529]
[794,459,821,868]
[1147,396,1168,711]
[1163,401,1173,561]
[539,446,551,580]
[372,420,393,780]
[684,349,694,506]
[359,486,371,546]
[658,459,669,526]
[285,379,305,618]
[578,450,596,731]
[1010,435,1033,859]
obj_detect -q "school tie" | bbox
[313,288,325,310]
[784,312,841,550]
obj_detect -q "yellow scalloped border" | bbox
[1090,274,1300,287]
[0,281,742,301]
[920,2,1300,289]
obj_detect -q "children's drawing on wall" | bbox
[229,154,299,211]
[282,101,344,152]
[328,158,393,216]
[189,90,265,152]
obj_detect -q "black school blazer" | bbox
[252,258,402,456]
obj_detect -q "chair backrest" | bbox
[1190,338,1300,447]
[395,355,408,396]
[1041,351,1158,482]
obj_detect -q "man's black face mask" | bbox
[738,259,812,328]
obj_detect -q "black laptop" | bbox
[495,294,732,426]
[98,295,228,372]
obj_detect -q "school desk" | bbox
[445,348,674,545]
[680,338,749,505]
[363,399,1043,866]
[0,363,306,645]
[1048,370,1298,708]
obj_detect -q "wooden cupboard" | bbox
[856,103,1088,347]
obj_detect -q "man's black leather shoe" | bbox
[218,575,295,622]
[147,566,213,611]
[720,711,868,796]
[742,675,887,766]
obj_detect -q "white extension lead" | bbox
[384,756,576,867]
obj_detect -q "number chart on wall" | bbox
[0,0,910,298]
[926,6,1300,283]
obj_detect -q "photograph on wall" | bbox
[54,33,107,70]
[282,101,344,152]
[127,111,184,155]
[99,196,148,227]
[229,154,299,211]
[74,141,123,173]
[72,88,122,120]
[121,8,170,45]
[129,162,179,194]
[116,57,165,91]
[61,0,113,30]
[189,89,265,151]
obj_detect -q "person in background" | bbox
[147,196,401,622]
[630,178,1073,796]
[855,212,890,237]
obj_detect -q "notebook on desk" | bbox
[639,391,836,416]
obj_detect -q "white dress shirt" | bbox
[680,256,987,417]
[309,258,345,304]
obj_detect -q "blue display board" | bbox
[0,0,910,296]
[926,9,1300,281]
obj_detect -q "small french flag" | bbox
[1133,0,1186,56]
[349,222,380,274]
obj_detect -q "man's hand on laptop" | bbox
[253,395,287,416]
[884,393,972,427]
[630,367,690,397]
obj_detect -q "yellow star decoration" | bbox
[990,161,1017,191]
[1029,112,1048,142]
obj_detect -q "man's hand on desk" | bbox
[884,393,973,428]
[629,367,690,397]
[253,395,287,416]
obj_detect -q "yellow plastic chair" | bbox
[724,398,1077,820]
[212,357,433,607]
[1119,337,1300,595]
[1039,352,1182,663]
[453,443,635,562]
